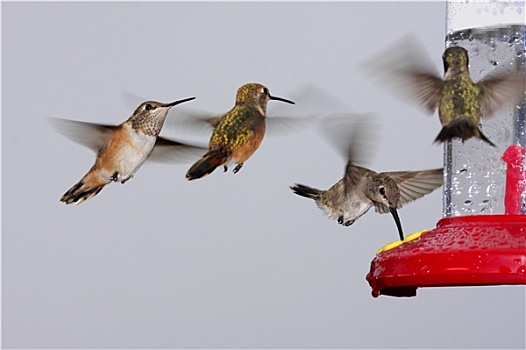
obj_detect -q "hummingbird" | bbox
[51,97,204,205]
[367,38,525,146]
[290,116,443,240]
[185,83,295,180]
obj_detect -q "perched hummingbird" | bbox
[368,38,525,146]
[51,97,204,205]
[185,83,294,180]
[290,116,443,240]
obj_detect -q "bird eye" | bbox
[379,186,386,196]
[145,104,155,111]
[263,88,269,95]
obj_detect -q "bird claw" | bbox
[338,215,354,226]
[110,172,119,182]
[344,220,355,227]
[223,166,228,173]
[233,163,243,174]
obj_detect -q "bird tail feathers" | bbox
[186,150,227,180]
[434,119,495,147]
[61,170,108,205]
[290,183,323,200]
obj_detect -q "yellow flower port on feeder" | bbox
[376,230,427,255]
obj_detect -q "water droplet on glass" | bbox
[489,42,497,51]
[468,184,480,195]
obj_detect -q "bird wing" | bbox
[399,71,444,114]
[167,107,224,134]
[477,72,525,117]
[264,83,350,136]
[317,113,381,165]
[343,162,373,196]
[147,137,207,164]
[264,115,316,136]
[363,34,444,115]
[49,118,119,152]
[380,168,443,208]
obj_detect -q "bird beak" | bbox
[269,94,295,104]
[165,96,196,108]
[389,207,404,241]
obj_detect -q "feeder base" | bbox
[367,215,526,298]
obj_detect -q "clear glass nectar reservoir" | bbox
[444,23,525,217]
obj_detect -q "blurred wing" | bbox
[270,83,352,116]
[167,107,224,136]
[381,168,443,208]
[121,91,145,111]
[364,33,444,114]
[318,113,382,166]
[343,162,372,198]
[477,73,526,117]
[265,83,354,136]
[147,137,207,164]
[398,71,443,113]
[265,115,316,136]
[48,118,118,152]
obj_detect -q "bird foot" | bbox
[223,166,228,173]
[344,220,355,227]
[110,172,119,182]
[233,163,243,174]
[338,215,354,226]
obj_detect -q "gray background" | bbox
[3,2,525,349]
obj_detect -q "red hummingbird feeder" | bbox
[366,3,526,297]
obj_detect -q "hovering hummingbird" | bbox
[368,38,525,146]
[290,116,443,240]
[185,83,295,180]
[51,97,204,205]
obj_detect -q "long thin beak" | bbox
[165,96,196,108]
[389,207,404,241]
[269,94,295,104]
